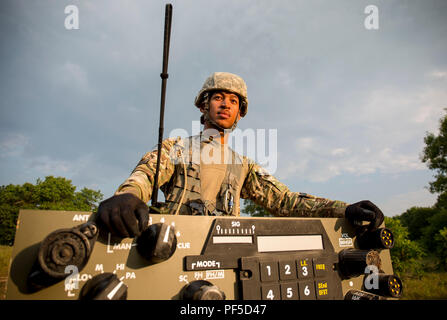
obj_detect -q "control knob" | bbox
[136,223,177,263]
[180,280,226,300]
[80,272,128,300]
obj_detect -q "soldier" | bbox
[97,72,384,238]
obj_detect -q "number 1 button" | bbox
[260,262,279,282]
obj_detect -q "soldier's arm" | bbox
[114,137,180,203]
[240,162,348,218]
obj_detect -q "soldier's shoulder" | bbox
[164,136,184,143]
[161,136,186,148]
[243,158,267,173]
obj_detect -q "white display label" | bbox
[212,236,253,244]
[257,235,323,252]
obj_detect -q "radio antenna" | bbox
[152,3,173,208]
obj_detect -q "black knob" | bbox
[364,274,403,298]
[136,223,177,263]
[338,248,381,279]
[180,280,226,300]
[27,222,98,292]
[80,273,128,300]
[357,228,394,249]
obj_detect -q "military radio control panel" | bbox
[6,210,402,300]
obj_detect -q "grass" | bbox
[400,272,447,300]
[0,245,12,300]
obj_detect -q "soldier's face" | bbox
[203,91,241,129]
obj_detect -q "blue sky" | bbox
[1,0,446,216]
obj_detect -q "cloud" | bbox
[27,156,71,175]
[274,80,446,184]
[25,153,95,178]
[277,135,426,183]
[51,61,90,94]
[331,148,349,156]
[380,188,438,216]
[0,133,29,157]
[428,70,447,79]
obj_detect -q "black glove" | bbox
[96,193,149,238]
[345,200,384,232]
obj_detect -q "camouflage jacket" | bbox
[115,135,348,218]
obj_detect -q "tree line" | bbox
[0,176,103,245]
[388,111,447,274]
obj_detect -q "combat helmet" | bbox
[194,72,248,117]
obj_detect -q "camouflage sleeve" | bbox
[240,162,349,218]
[114,137,181,203]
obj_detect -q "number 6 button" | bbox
[299,281,316,300]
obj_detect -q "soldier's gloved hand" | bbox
[96,193,149,238]
[345,200,384,232]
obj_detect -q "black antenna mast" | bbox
[152,4,173,208]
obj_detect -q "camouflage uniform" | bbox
[115,72,348,218]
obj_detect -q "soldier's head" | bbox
[195,72,248,131]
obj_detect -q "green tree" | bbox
[434,227,447,268]
[399,206,438,241]
[396,206,447,270]
[420,208,447,253]
[241,199,272,217]
[0,176,103,245]
[421,109,447,208]
[385,217,426,276]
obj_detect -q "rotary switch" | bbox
[27,222,98,292]
[136,222,177,263]
[180,280,226,300]
[80,272,128,300]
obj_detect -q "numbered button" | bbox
[280,282,298,300]
[261,284,280,300]
[298,281,316,300]
[296,258,313,279]
[259,261,279,282]
[279,261,296,280]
